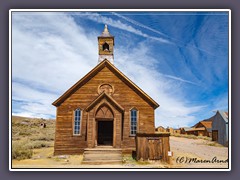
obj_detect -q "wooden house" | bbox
[155,126,166,132]
[173,129,181,134]
[166,127,174,135]
[212,111,228,146]
[185,127,206,136]
[185,119,212,137]
[192,120,212,137]
[179,127,191,134]
[165,127,180,135]
[52,25,161,155]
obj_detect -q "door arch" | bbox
[96,104,114,119]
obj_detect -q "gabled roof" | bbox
[192,115,214,128]
[193,121,212,131]
[52,59,159,109]
[85,92,124,112]
[156,126,165,129]
[218,111,228,123]
[199,121,212,129]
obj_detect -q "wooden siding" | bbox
[136,133,170,163]
[54,66,155,155]
[195,123,210,137]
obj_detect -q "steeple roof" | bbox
[99,24,113,37]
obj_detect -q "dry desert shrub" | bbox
[12,140,33,160]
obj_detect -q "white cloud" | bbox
[73,12,171,44]
[12,81,57,117]
[12,13,98,93]
[12,13,98,118]
[161,74,200,86]
[111,12,167,37]
[115,42,205,128]
[12,112,38,118]
[12,12,205,128]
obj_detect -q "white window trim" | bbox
[73,108,82,136]
[129,108,138,136]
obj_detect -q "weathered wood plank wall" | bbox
[54,65,156,155]
[136,133,170,163]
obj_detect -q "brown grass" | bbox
[11,116,166,168]
[171,133,212,141]
[12,140,33,160]
[12,116,55,160]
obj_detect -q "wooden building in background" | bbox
[52,25,160,155]
[192,120,212,137]
[179,127,191,134]
[183,116,213,137]
[155,126,166,132]
[166,127,174,134]
[212,111,228,146]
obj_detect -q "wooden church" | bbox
[52,25,161,155]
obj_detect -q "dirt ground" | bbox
[12,136,229,169]
[169,136,229,168]
[12,147,167,169]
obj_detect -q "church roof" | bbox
[52,59,159,109]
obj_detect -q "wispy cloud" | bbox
[108,12,229,106]
[113,12,227,60]
[12,12,99,118]
[12,13,98,92]
[12,81,57,118]
[72,12,171,44]
[161,74,200,86]
[115,41,205,127]
[111,12,168,37]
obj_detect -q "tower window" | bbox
[102,42,109,51]
[73,108,81,135]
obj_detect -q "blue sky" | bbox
[11,11,229,128]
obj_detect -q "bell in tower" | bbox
[98,25,114,64]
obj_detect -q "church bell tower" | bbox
[98,25,114,64]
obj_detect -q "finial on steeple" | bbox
[101,24,112,37]
[104,24,108,33]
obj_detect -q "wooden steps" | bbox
[82,146,123,165]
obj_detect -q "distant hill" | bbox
[12,115,55,121]
[11,116,56,160]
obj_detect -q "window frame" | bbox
[73,108,82,136]
[129,108,138,136]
